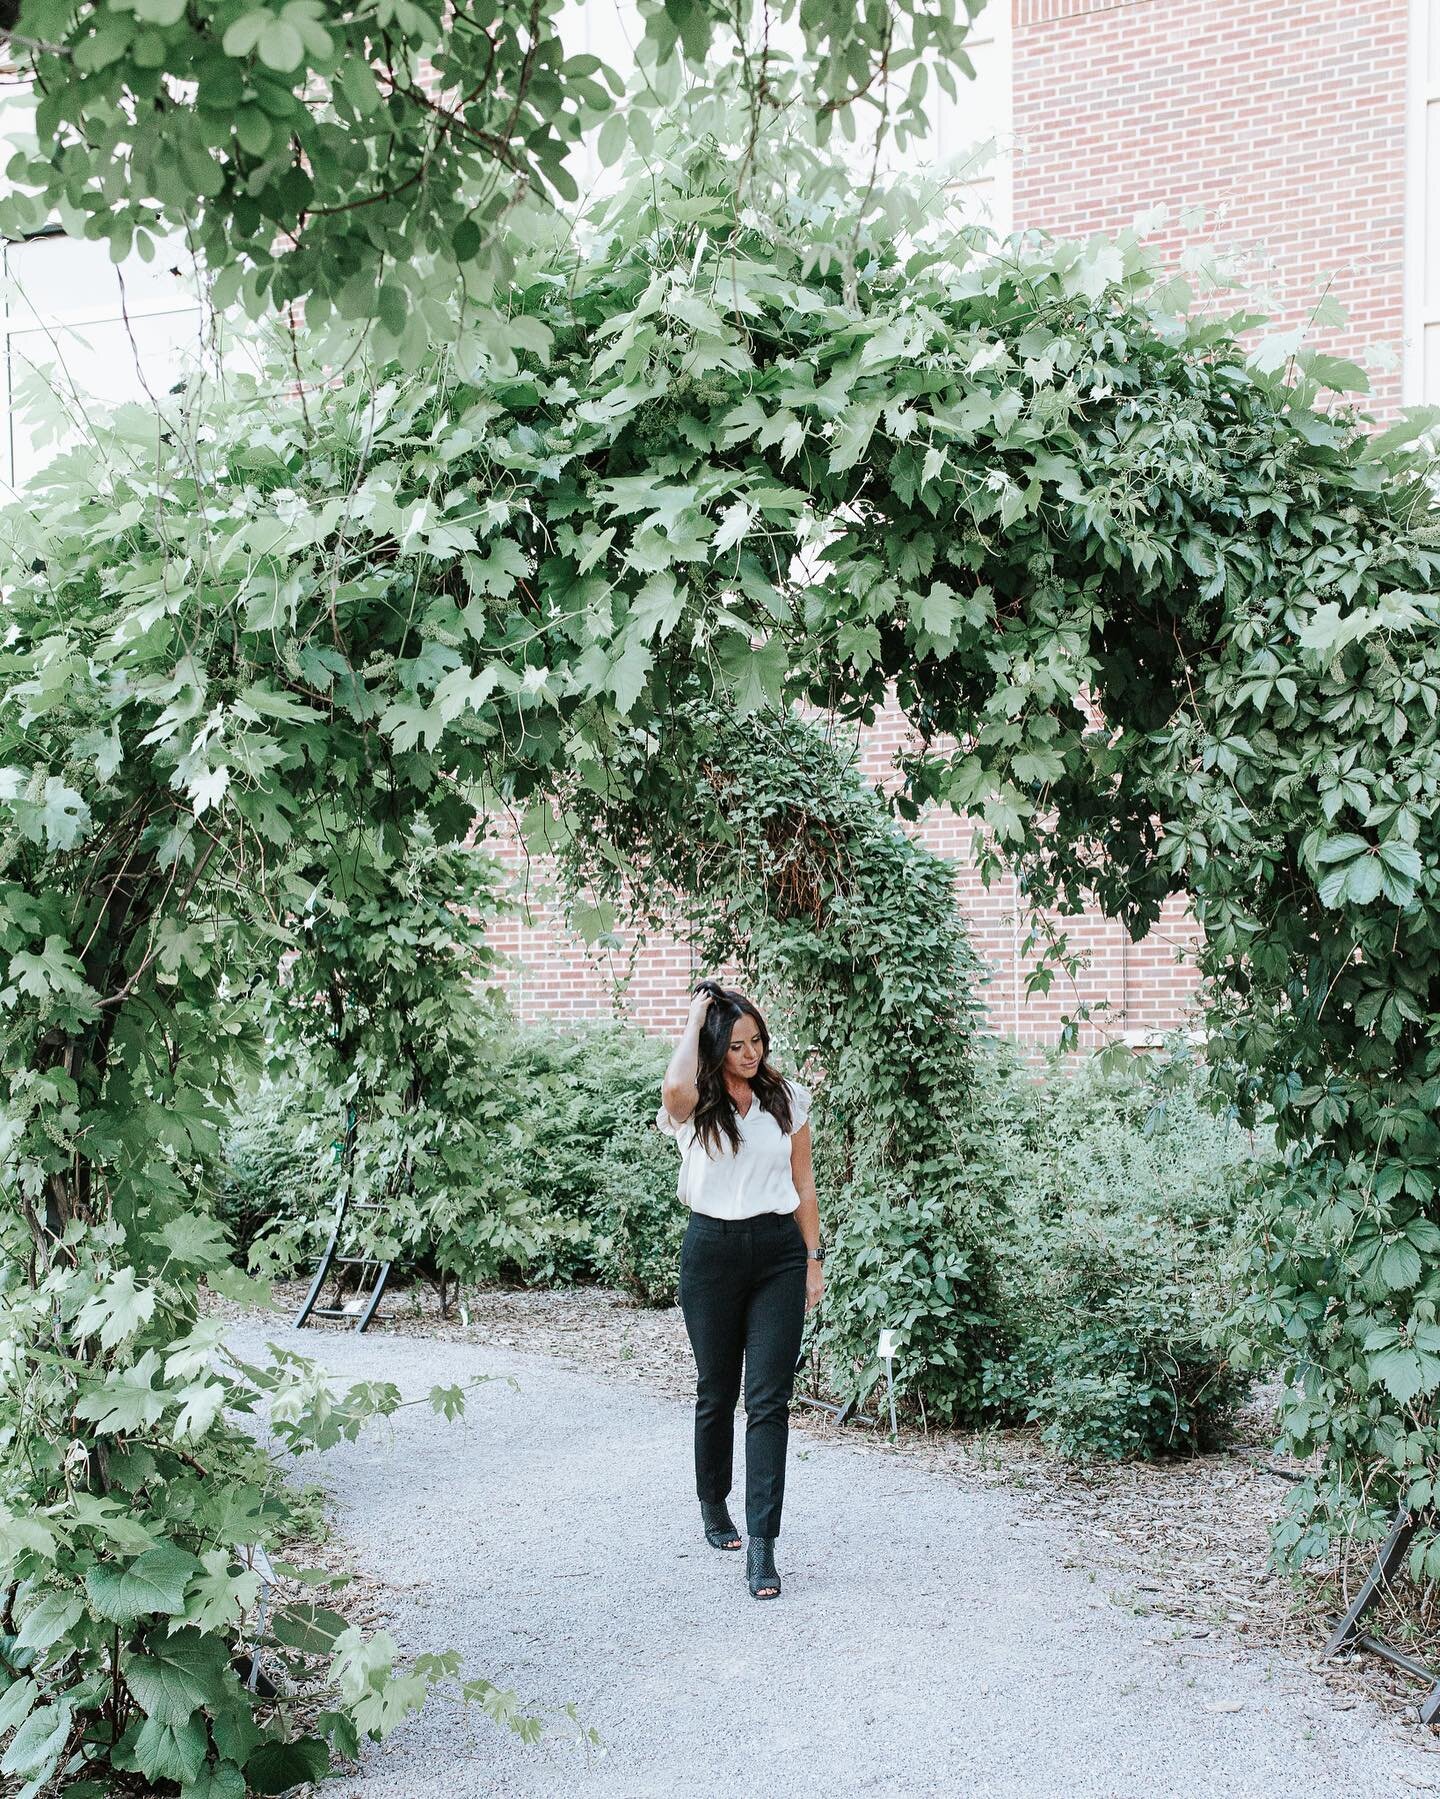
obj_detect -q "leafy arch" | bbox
[486,152,1440,1553]
[6,140,1440,1787]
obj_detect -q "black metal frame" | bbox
[293,1193,392,1334]
[293,1101,408,1334]
[791,1381,859,1426]
[790,1307,863,1426]
[1322,1505,1440,1724]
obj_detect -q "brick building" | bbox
[489,0,1426,1045]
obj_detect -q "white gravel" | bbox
[225,1319,1435,1799]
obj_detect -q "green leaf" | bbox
[1,1697,75,1780]
[35,778,90,850]
[8,934,90,1004]
[221,11,268,56]
[911,580,961,647]
[716,631,786,719]
[176,1549,262,1635]
[628,572,684,643]
[1363,404,1440,458]
[271,1603,350,1654]
[245,1737,330,1794]
[0,1510,57,1565]
[135,1713,208,1787]
[154,1211,232,1270]
[86,1544,202,1624]
[1379,1238,1423,1292]
[182,1761,246,1799]
[1315,833,1370,864]
[0,1678,38,1736]
[1370,1348,1426,1403]
[256,16,305,70]
[74,1348,168,1434]
[606,634,652,717]
[596,112,627,167]
[68,1493,158,1556]
[126,1630,229,1727]
[173,1380,226,1441]
[1342,854,1382,906]
[828,400,884,473]
[377,283,408,340]
[465,537,527,595]
[15,1592,84,1654]
[1378,838,1423,881]
[712,501,754,556]
[452,217,481,263]
[73,1266,156,1351]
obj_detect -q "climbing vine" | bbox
[543,701,1007,1423]
[5,107,1440,1787]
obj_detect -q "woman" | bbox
[656,980,825,1601]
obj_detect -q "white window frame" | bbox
[1404,0,1440,404]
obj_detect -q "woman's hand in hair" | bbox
[663,989,710,1126]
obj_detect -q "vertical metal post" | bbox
[878,1328,899,1440]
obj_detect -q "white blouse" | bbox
[655,1078,813,1221]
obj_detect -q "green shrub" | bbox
[1022,1212,1253,1459]
[223,1016,680,1299]
[477,1019,672,1290]
[809,1173,1007,1426]
[802,1039,1030,1426]
[592,1114,689,1306]
[214,1074,332,1265]
[991,1042,1261,1460]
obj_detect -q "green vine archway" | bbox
[540,700,1007,1424]
[6,129,1440,1783]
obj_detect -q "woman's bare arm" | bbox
[791,1123,825,1313]
[661,990,712,1124]
[790,1125,820,1254]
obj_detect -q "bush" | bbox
[474,1019,673,1291]
[809,1174,1007,1425]
[591,1113,689,1306]
[990,1041,1261,1460]
[222,1016,681,1301]
[214,1074,332,1266]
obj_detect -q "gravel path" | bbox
[226,1319,1433,1799]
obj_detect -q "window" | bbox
[0,84,202,491]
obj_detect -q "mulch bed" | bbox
[209,1275,1440,1771]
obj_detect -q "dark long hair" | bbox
[690,979,794,1157]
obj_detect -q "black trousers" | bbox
[678,1208,809,1539]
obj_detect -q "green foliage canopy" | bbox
[6,118,1440,1786]
[0,0,986,362]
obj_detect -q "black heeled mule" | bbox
[700,1500,742,1551]
[747,1535,781,1600]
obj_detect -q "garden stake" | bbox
[878,1328,899,1441]
[240,1541,278,1697]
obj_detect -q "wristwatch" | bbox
[807,1246,825,1263]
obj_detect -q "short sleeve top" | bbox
[654,1078,812,1220]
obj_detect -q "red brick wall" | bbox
[1012,0,1409,419]
[481,690,1204,1050]
[486,0,1408,1048]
